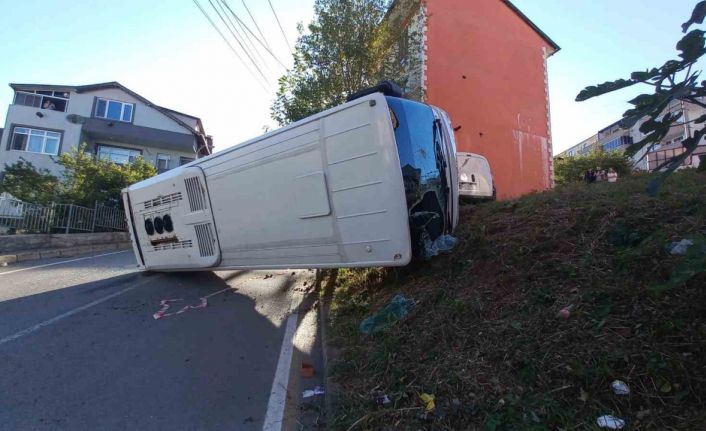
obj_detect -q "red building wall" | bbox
[424,0,557,199]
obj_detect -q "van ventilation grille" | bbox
[152,240,193,252]
[144,192,182,210]
[194,223,215,257]
[184,177,207,212]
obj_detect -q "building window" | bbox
[179,157,195,166]
[156,153,171,173]
[95,98,134,122]
[97,144,141,165]
[602,135,633,152]
[9,127,61,155]
[14,90,70,112]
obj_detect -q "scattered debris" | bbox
[373,391,392,406]
[578,387,589,402]
[610,380,630,395]
[302,386,325,398]
[596,415,626,429]
[422,234,458,260]
[669,239,694,255]
[301,362,314,378]
[636,409,651,420]
[264,274,273,279]
[558,305,574,320]
[359,294,416,335]
[420,393,435,412]
[0,262,7,267]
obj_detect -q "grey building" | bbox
[556,134,598,158]
[560,99,706,171]
[0,82,212,176]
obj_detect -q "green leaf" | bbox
[660,59,686,75]
[630,68,660,81]
[682,1,706,33]
[628,93,658,107]
[576,79,636,102]
[677,30,706,62]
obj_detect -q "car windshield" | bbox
[386,96,449,250]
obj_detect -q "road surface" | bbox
[0,250,324,430]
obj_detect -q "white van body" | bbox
[123,93,414,271]
[457,152,495,199]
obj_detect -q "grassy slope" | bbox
[327,171,706,430]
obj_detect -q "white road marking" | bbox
[0,250,129,276]
[262,312,299,431]
[0,275,156,346]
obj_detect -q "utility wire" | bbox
[267,0,293,54]
[191,0,268,91]
[241,0,272,51]
[220,0,289,69]
[206,0,269,85]
[214,0,268,72]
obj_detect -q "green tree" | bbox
[0,160,60,204]
[57,145,157,207]
[576,1,706,194]
[271,0,422,125]
[554,150,633,186]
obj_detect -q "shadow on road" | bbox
[0,269,318,431]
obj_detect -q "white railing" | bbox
[0,196,127,234]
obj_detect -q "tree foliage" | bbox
[554,150,633,186]
[57,145,157,207]
[576,1,706,194]
[0,160,60,204]
[0,145,157,207]
[271,0,422,125]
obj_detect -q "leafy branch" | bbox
[576,1,706,194]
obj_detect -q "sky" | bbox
[0,0,703,154]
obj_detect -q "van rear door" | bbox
[123,167,221,270]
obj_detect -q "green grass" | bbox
[326,170,706,430]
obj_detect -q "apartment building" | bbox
[557,134,599,158]
[0,82,212,177]
[387,0,559,199]
[560,99,706,170]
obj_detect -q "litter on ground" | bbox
[669,239,694,255]
[420,393,435,412]
[596,415,626,429]
[359,294,415,335]
[302,386,325,398]
[610,380,630,395]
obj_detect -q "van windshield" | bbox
[386,96,449,251]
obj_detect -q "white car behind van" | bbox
[457,152,495,200]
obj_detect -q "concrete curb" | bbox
[0,242,131,265]
[319,295,337,424]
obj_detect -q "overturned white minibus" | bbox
[122,86,459,271]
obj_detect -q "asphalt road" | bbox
[0,250,323,431]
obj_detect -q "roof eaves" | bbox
[77,82,200,135]
[501,0,560,54]
[10,83,78,92]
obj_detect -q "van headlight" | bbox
[460,173,469,182]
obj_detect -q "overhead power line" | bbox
[191,0,268,91]
[219,0,289,69]
[206,0,269,84]
[214,0,269,73]
[267,0,293,55]
[241,0,272,51]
